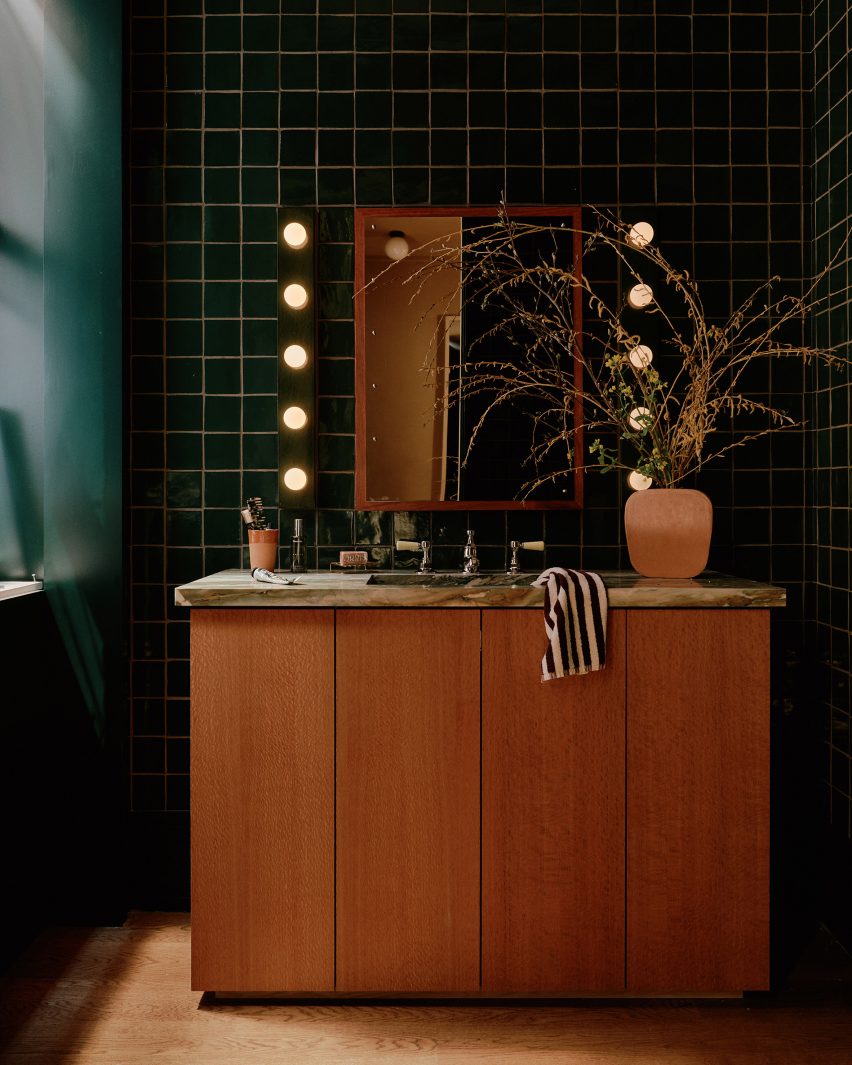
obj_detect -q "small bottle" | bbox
[291,517,306,573]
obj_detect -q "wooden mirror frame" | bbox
[354,205,584,511]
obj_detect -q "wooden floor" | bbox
[1,914,851,1064]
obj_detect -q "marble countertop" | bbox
[175,569,786,609]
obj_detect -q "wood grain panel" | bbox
[336,609,480,992]
[626,609,770,992]
[482,609,627,993]
[190,609,334,992]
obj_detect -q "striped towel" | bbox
[532,567,608,680]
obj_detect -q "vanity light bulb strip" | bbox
[278,207,316,507]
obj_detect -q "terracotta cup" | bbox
[624,488,712,578]
[248,528,279,571]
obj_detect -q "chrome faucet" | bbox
[462,529,480,574]
[507,539,545,576]
[396,539,433,573]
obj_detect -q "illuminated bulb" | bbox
[384,230,409,260]
[627,283,653,309]
[628,344,653,368]
[283,467,308,491]
[282,221,308,249]
[628,470,652,491]
[628,406,651,431]
[627,221,655,248]
[283,283,308,309]
[282,406,307,430]
[283,344,308,369]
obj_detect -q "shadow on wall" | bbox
[0,410,42,579]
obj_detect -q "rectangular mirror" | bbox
[354,207,584,511]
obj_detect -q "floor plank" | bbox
[1,916,850,1064]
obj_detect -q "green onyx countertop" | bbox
[175,569,786,609]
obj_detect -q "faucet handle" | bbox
[396,539,433,573]
[520,539,544,552]
[507,538,546,575]
[396,539,420,551]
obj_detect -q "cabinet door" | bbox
[191,609,335,992]
[626,609,770,992]
[482,609,626,993]
[336,609,480,992]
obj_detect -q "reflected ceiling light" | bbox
[627,283,654,309]
[628,344,653,368]
[628,406,651,431]
[384,230,410,260]
[283,467,308,491]
[282,222,309,249]
[628,221,655,248]
[283,283,309,309]
[628,470,652,491]
[282,406,307,430]
[283,344,308,368]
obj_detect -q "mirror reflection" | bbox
[355,208,584,511]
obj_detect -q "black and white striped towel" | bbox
[532,567,608,680]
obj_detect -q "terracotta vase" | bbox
[248,529,279,571]
[624,488,712,578]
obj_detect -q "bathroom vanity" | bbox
[176,570,784,998]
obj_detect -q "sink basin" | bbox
[367,572,478,586]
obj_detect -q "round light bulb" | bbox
[282,406,307,430]
[282,221,308,249]
[627,221,655,248]
[627,283,654,309]
[628,344,653,369]
[283,344,308,369]
[283,283,308,309]
[283,467,308,491]
[628,470,653,491]
[628,406,651,431]
[384,230,410,260]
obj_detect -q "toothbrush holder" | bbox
[248,528,279,571]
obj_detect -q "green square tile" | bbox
[431,129,467,165]
[431,168,467,204]
[319,53,354,91]
[204,92,241,128]
[242,244,278,280]
[167,54,203,90]
[318,434,355,471]
[393,14,428,49]
[318,282,353,319]
[166,509,202,547]
[204,508,240,544]
[356,129,391,166]
[319,130,354,166]
[356,15,390,51]
[430,14,467,50]
[204,243,241,280]
[317,207,354,242]
[318,14,353,49]
[243,92,280,128]
[204,167,240,204]
[393,54,428,90]
[355,167,392,203]
[318,93,354,128]
[356,53,391,90]
[166,243,201,280]
[283,91,315,126]
[317,168,354,204]
[204,130,240,166]
[281,54,317,90]
[167,394,203,431]
[204,15,241,50]
[167,433,203,470]
[204,281,241,317]
[132,471,165,507]
[166,357,202,393]
[131,430,165,468]
[166,205,202,241]
[205,54,241,90]
[317,396,355,433]
[242,318,277,356]
[430,53,466,89]
[167,319,202,356]
[242,167,279,204]
[166,130,201,166]
[167,282,202,318]
[132,167,163,206]
[243,357,278,393]
[243,433,278,468]
[242,281,278,317]
[317,357,354,394]
[167,16,203,51]
[167,91,202,128]
[317,509,354,546]
[203,205,240,242]
[243,205,278,242]
[204,319,241,356]
[243,14,280,50]
[205,432,241,469]
[243,53,279,91]
[316,472,354,509]
[206,0,241,12]
[393,92,428,127]
[243,394,278,428]
[204,470,241,507]
[132,243,165,282]
[164,167,201,203]
[318,318,354,356]
[282,14,318,51]
[393,168,428,203]
[280,130,316,166]
[205,394,241,431]
[205,358,241,394]
[355,90,391,127]
[243,129,278,166]
[244,470,278,506]
[393,130,428,165]
[318,243,353,282]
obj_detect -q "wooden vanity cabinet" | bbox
[190,604,770,996]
